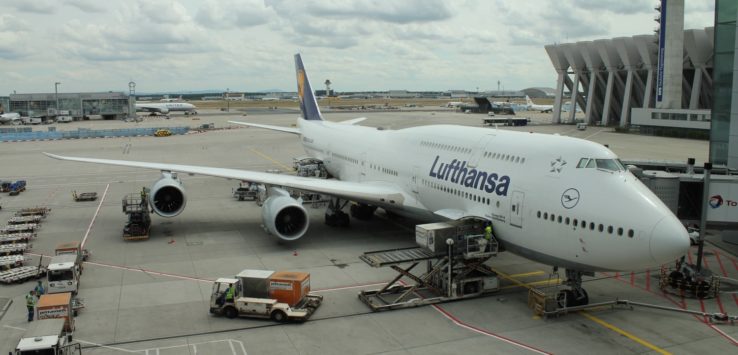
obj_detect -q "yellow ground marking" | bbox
[492,267,671,354]
[248,148,294,172]
[500,278,560,290]
[508,270,546,278]
[580,311,671,355]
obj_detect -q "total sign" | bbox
[706,180,738,223]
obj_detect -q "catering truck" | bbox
[209,269,323,322]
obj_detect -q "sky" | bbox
[0,0,716,94]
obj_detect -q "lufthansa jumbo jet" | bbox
[46,54,689,307]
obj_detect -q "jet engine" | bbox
[149,172,186,217]
[261,188,309,242]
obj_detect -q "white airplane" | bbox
[135,102,197,115]
[45,54,689,307]
[445,101,464,108]
[0,112,22,125]
[525,95,554,113]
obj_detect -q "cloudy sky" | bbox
[0,0,715,94]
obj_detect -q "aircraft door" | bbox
[411,166,419,194]
[360,152,367,181]
[468,134,495,168]
[510,191,524,228]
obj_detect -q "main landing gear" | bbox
[350,203,377,220]
[556,268,589,308]
[325,198,350,227]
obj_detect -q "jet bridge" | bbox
[358,220,500,311]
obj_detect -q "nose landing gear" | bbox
[556,269,590,308]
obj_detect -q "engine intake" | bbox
[149,172,186,217]
[261,188,309,242]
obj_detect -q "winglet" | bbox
[295,54,323,121]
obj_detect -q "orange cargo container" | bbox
[268,271,310,307]
[36,292,74,332]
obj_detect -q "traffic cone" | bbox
[168,238,175,244]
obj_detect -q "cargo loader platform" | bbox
[358,220,501,312]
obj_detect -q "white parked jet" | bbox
[135,102,197,115]
[45,54,689,307]
[0,112,21,125]
[525,95,554,113]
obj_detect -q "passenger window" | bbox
[589,222,595,230]
[628,229,634,238]
[565,217,570,225]
[557,216,562,223]
[544,212,548,219]
[607,226,613,234]
[598,224,604,232]
[617,227,623,236]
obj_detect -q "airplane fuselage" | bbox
[298,119,689,272]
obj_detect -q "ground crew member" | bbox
[225,284,235,303]
[34,280,45,296]
[25,291,35,322]
[484,224,492,240]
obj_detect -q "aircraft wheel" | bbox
[668,271,683,289]
[695,280,710,299]
[271,310,287,323]
[224,306,238,319]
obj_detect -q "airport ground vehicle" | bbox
[233,182,259,201]
[122,191,151,240]
[72,191,97,202]
[8,180,26,196]
[37,292,76,331]
[154,129,171,137]
[209,269,323,322]
[12,318,80,355]
[55,241,89,263]
[47,254,81,295]
[0,180,12,192]
[576,122,587,130]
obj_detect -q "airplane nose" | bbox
[649,217,690,265]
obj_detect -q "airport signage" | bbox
[706,181,738,223]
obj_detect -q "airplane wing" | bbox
[43,153,405,205]
[228,121,300,134]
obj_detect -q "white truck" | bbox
[47,254,80,295]
[12,318,80,355]
[209,269,323,322]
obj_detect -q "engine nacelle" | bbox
[149,172,186,217]
[261,188,309,242]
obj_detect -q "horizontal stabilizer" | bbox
[228,121,300,134]
[339,117,367,125]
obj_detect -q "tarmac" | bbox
[0,108,736,355]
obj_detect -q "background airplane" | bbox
[46,54,689,308]
[525,95,554,113]
[135,102,197,115]
[0,112,22,125]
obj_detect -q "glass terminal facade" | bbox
[711,0,738,166]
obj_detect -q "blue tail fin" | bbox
[295,54,323,121]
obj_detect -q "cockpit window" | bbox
[595,159,624,171]
[576,157,624,171]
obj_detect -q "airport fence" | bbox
[0,126,190,142]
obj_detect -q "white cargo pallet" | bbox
[0,266,45,284]
[0,233,34,244]
[0,255,25,268]
[0,223,38,233]
[0,243,28,255]
[7,216,42,225]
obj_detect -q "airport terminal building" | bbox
[8,92,130,120]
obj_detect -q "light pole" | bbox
[54,82,61,114]
[226,88,230,112]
